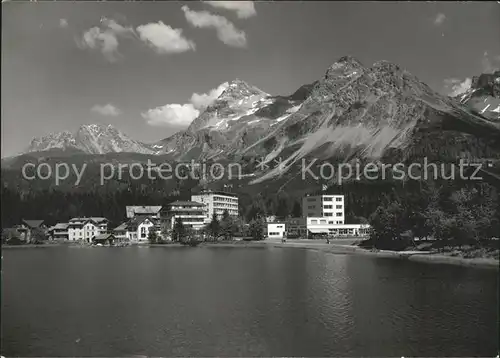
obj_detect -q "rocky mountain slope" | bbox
[457,70,500,121]
[6,56,500,191]
[152,78,312,160]
[241,57,500,183]
[26,124,156,155]
[150,56,500,186]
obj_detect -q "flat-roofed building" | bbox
[191,190,239,223]
[302,194,345,224]
[161,201,206,230]
[306,217,370,238]
[266,222,286,239]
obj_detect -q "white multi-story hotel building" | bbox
[161,201,206,230]
[302,194,345,224]
[67,217,109,242]
[191,190,239,223]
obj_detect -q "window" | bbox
[140,227,147,238]
[308,205,315,209]
[311,220,318,224]
[328,221,334,224]
[323,205,333,209]
[336,197,342,201]
[336,213,342,217]
[324,213,333,216]
[336,205,342,209]
[320,220,326,224]
[323,197,333,201]
[307,197,316,201]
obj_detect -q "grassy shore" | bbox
[261,239,499,269]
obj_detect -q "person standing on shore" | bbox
[282,231,287,243]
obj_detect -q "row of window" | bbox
[213,196,238,203]
[323,205,343,209]
[170,206,203,210]
[323,197,343,202]
[269,232,283,236]
[306,197,343,202]
[214,203,238,209]
[323,213,343,217]
[310,219,344,224]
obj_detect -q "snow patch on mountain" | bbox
[27,124,155,155]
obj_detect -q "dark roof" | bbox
[93,233,115,241]
[22,219,45,228]
[126,206,162,218]
[129,216,155,225]
[167,200,204,206]
[113,223,128,231]
[69,217,108,224]
[126,216,158,230]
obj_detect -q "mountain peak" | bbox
[78,123,116,132]
[26,123,155,155]
[371,60,404,73]
[218,78,268,101]
[337,55,364,65]
[324,56,366,81]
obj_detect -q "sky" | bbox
[2,1,500,157]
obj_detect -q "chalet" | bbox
[48,223,69,241]
[92,233,116,246]
[113,223,128,241]
[16,219,46,243]
[125,216,160,242]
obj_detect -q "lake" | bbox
[2,246,498,357]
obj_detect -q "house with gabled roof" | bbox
[48,223,69,241]
[125,216,160,242]
[16,219,47,243]
[68,217,109,242]
[113,222,128,241]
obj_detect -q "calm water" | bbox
[2,246,498,357]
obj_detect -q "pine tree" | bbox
[220,209,236,241]
[248,218,265,241]
[207,213,221,241]
[172,217,185,242]
[291,200,302,218]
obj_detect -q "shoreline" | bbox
[3,240,498,269]
[262,240,499,269]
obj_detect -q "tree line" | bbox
[146,210,266,245]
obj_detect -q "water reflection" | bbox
[2,247,498,357]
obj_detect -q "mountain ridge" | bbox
[26,123,156,156]
[8,57,500,190]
